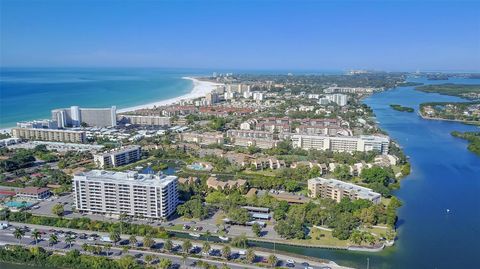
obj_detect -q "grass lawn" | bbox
[289,227,350,247]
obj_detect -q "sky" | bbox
[0,0,479,71]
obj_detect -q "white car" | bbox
[286,259,295,264]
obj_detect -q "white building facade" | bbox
[52,106,117,128]
[292,135,389,154]
[73,170,178,219]
[93,145,142,168]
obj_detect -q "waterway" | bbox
[254,77,480,268]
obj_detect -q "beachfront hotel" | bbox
[52,106,117,128]
[93,145,142,168]
[73,170,179,219]
[11,127,87,143]
[308,177,381,204]
[292,134,390,154]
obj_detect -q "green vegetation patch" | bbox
[390,104,414,113]
[451,131,480,156]
[415,83,480,100]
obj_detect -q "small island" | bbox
[390,104,414,112]
[451,131,480,156]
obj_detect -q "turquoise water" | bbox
[4,201,34,208]
[0,68,205,128]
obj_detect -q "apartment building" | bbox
[12,128,86,143]
[179,132,224,145]
[308,177,381,204]
[227,129,279,149]
[93,145,142,168]
[16,119,58,129]
[292,134,389,154]
[120,115,171,127]
[52,106,117,128]
[73,170,178,219]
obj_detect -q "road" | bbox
[0,222,346,269]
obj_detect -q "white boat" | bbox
[218,236,229,241]
[189,233,201,238]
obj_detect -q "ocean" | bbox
[0,68,208,129]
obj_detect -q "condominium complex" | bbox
[93,145,142,168]
[308,177,381,204]
[325,94,348,106]
[120,115,171,127]
[52,106,117,128]
[292,134,389,154]
[12,128,87,143]
[16,119,58,129]
[227,130,278,149]
[179,132,224,145]
[73,170,178,219]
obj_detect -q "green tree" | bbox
[129,235,137,248]
[104,244,112,256]
[31,229,41,245]
[65,235,75,248]
[245,249,256,263]
[252,222,262,237]
[267,254,278,268]
[158,258,172,269]
[221,245,231,260]
[202,241,211,255]
[182,240,192,254]
[13,227,24,244]
[227,207,250,224]
[143,236,155,249]
[109,229,121,246]
[48,234,58,247]
[163,239,173,252]
[118,255,137,269]
[145,254,155,264]
[52,204,65,217]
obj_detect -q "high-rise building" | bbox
[93,145,142,168]
[308,177,381,204]
[51,106,117,128]
[325,94,348,106]
[73,170,179,219]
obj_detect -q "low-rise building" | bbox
[73,170,178,219]
[12,128,87,143]
[93,145,142,168]
[16,187,51,200]
[308,177,381,204]
[179,132,224,145]
[206,176,247,191]
[120,115,171,127]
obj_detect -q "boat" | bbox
[189,233,201,238]
[218,236,229,241]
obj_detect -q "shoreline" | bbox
[0,76,223,134]
[117,76,222,113]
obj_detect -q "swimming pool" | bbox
[5,201,33,208]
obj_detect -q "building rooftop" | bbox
[309,177,380,200]
[95,145,141,157]
[75,170,177,187]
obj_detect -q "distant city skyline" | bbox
[1,0,479,71]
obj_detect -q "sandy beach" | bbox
[117,77,222,113]
[0,77,222,134]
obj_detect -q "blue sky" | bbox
[1,0,479,71]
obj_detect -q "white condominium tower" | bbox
[93,145,142,168]
[292,134,390,155]
[73,170,178,219]
[51,106,117,128]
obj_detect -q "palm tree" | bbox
[31,229,41,245]
[221,245,231,260]
[104,244,112,256]
[21,201,28,221]
[145,254,155,265]
[157,258,172,269]
[109,229,120,246]
[202,241,211,255]
[13,227,24,244]
[246,249,256,263]
[182,240,192,254]
[163,239,173,252]
[129,235,137,248]
[49,234,58,247]
[267,254,277,268]
[65,235,75,248]
[204,230,211,242]
[143,236,155,249]
[82,243,89,252]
